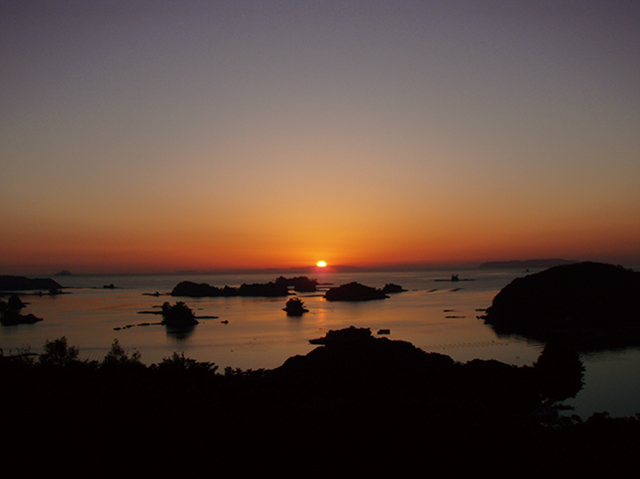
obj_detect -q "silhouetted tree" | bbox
[38,337,79,367]
[102,339,142,367]
[535,343,585,401]
[157,351,217,373]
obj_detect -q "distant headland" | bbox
[478,258,576,269]
[0,275,63,292]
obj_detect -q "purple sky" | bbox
[2,1,639,273]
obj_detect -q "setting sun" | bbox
[316,261,327,268]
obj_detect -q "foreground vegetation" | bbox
[2,331,639,476]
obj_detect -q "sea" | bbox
[3,267,640,419]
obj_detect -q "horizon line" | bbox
[7,257,605,277]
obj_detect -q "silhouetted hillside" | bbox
[481,262,640,349]
[2,328,637,475]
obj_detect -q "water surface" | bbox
[2,268,639,418]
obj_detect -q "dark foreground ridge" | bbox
[481,262,640,350]
[2,328,639,475]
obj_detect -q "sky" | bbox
[2,0,639,274]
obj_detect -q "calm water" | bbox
[2,268,640,418]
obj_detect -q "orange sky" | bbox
[2,1,639,274]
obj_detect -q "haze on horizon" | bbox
[2,1,639,276]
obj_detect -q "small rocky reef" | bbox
[481,262,640,349]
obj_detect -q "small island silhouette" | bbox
[324,282,389,301]
[0,295,43,325]
[283,297,309,316]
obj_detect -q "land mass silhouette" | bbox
[324,282,390,301]
[481,262,640,349]
[171,276,318,298]
[0,275,63,292]
[282,297,309,316]
[0,295,43,325]
[478,258,576,269]
[1,327,637,475]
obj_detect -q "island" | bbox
[324,282,389,301]
[276,275,318,292]
[480,262,640,349]
[160,301,199,328]
[283,297,309,316]
[170,276,318,298]
[0,295,43,325]
[54,270,73,276]
[381,283,407,293]
[171,280,289,297]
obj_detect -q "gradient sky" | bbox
[2,1,639,274]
